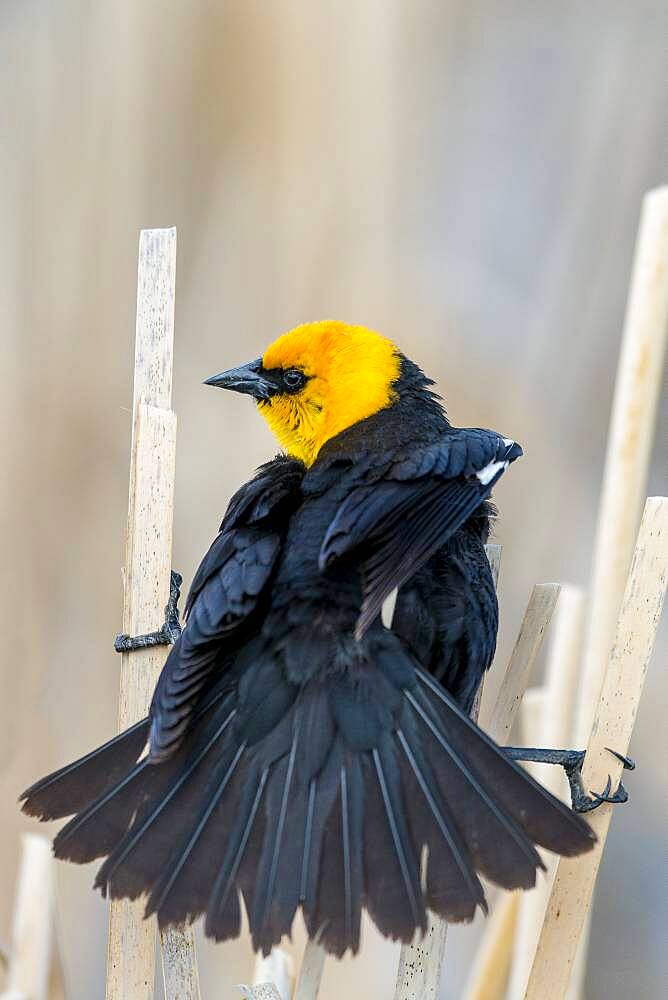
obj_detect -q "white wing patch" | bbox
[381,587,399,627]
[476,459,509,486]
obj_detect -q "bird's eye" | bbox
[283,369,307,392]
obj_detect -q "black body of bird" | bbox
[21,321,594,957]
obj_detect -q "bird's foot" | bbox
[504,745,635,813]
[114,570,183,652]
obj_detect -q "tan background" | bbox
[1,2,666,998]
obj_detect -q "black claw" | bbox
[605,747,635,771]
[614,782,629,803]
[589,776,629,807]
[573,773,630,814]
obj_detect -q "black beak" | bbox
[204,358,275,400]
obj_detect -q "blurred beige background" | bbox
[1,2,666,998]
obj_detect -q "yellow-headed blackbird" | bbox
[22,321,596,957]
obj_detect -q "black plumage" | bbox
[21,349,594,957]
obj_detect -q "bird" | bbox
[21,320,596,958]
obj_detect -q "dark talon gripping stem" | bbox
[114,571,183,653]
[504,745,635,814]
[604,747,635,771]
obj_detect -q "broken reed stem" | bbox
[105,228,200,1000]
[251,948,294,1000]
[537,587,587,759]
[239,983,285,1000]
[482,583,560,741]
[524,497,668,999]
[293,940,327,1000]
[463,590,582,1000]
[239,984,284,1000]
[471,584,561,994]
[161,927,202,1000]
[462,891,520,1000]
[505,586,585,1000]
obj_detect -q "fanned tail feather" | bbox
[20,636,594,957]
[415,669,594,857]
[94,701,238,902]
[20,718,150,820]
[144,740,247,922]
[204,767,269,941]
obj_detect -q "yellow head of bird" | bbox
[205,321,401,465]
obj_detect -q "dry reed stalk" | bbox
[161,927,202,1000]
[105,228,200,1000]
[462,891,520,1000]
[463,624,580,1000]
[524,497,668,999]
[482,585,560,742]
[505,587,585,999]
[3,834,61,1000]
[293,940,327,1000]
[239,984,283,1000]
[252,949,294,999]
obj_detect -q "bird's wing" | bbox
[149,456,304,760]
[185,455,305,616]
[392,532,499,714]
[319,429,521,638]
